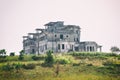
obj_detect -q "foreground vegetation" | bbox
[0,52,120,80]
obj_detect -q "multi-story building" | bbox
[23,21,102,54]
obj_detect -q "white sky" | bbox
[0,0,120,54]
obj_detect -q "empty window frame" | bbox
[60,34,63,39]
[62,44,64,49]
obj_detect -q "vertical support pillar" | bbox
[92,46,94,52]
[23,36,29,54]
[86,46,87,52]
[23,38,25,54]
[99,46,102,52]
[38,36,40,55]
[88,46,89,52]
[91,46,93,52]
[88,46,90,52]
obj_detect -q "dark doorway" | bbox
[32,49,35,53]
[60,34,63,39]
[75,47,79,51]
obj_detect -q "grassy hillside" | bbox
[0,52,120,80]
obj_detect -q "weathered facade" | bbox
[23,21,102,54]
[79,41,102,52]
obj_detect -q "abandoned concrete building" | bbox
[23,21,102,54]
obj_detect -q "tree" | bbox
[18,50,24,60]
[0,49,7,62]
[110,46,120,52]
[19,50,24,54]
[10,52,15,56]
[0,49,6,57]
[44,50,54,67]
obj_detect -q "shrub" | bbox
[0,56,6,58]
[18,55,24,60]
[23,55,33,61]
[32,55,45,61]
[103,61,114,66]
[1,63,24,71]
[6,56,18,61]
[107,53,117,57]
[54,55,73,65]
[2,63,14,71]
[22,63,36,69]
[13,63,22,70]
[87,63,93,66]
[32,55,39,60]
[56,58,71,64]
[10,52,15,56]
[0,58,7,62]
[44,50,54,67]
[73,63,80,66]
[18,50,24,60]
[118,55,120,60]
[102,60,120,67]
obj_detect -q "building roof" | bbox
[44,21,64,26]
[65,25,80,29]
[80,41,97,45]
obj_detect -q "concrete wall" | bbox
[23,21,101,54]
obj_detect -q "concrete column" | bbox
[88,46,90,52]
[92,46,94,52]
[90,46,92,52]
[89,46,91,52]
[87,46,90,52]
[91,46,93,51]
[99,46,102,52]
[85,46,87,52]
[60,44,62,52]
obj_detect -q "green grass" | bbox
[0,65,120,80]
[0,52,120,80]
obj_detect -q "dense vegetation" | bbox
[0,51,120,80]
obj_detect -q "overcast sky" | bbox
[0,0,120,54]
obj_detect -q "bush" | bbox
[18,55,24,60]
[10,52,15,56]
[22,63,36,69]
[56,58,71,64]
[13,63,22,70]
[0,56,6,58]
[1,63,24,71]
[0,54,7,63]
[87,64,93,66]
[44,50,54,67]
[1,63,36,71]
[18,50,24,60]
[103,60,120,68]
[32,55,39,60]
[70,52,118,57]
[73,63,80,66]
[103,61,114,66]
[118,55,120,60]
[6,56,18,61]
[2,63,14,71]
[0,58,7,63]
[32,55,45,61]
[107,53,117,57]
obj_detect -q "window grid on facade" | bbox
[23,21,102,54]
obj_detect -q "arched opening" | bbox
[90,46,92,51]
